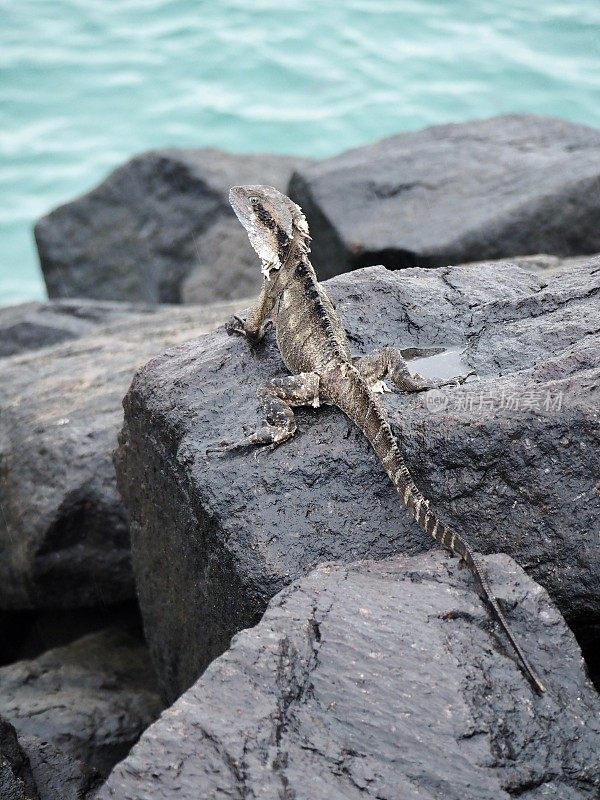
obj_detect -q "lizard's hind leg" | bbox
[356,347,473,393]
[222,372,321,451]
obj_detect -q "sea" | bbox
[1,0,599,305]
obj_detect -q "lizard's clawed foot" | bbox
[428,369,478,389]
[225,315,247,338]
[205,439,234,456]
[206,425,288,458]
[206,438,255,457]
[225,316,273,343]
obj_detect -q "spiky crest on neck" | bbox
[229,185,311,280]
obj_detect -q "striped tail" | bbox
[339,369,546,694]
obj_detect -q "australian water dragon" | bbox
[219,184,545,694]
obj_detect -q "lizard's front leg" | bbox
[356,346,474,393]
[226,282,274,343]
[212,372,321,452]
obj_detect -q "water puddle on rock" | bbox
[401,346,470,381]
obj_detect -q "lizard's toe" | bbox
[225,315,246,337]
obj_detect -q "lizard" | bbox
[219,183,546,694]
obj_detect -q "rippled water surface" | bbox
[1,0,599,304]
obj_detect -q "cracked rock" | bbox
[288,114,600,278]
[115,258,600,701]
[0,298,246,609]
[97,553,600,800]
[0,626,162,779]
[35,149,311,304]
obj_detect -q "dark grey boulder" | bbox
[115,259,600,701]
[97,553,600,800]
[0,716,38,800]
[0,298,245,609]
[0,626,162,779]
[181,217,267,305]
[289,115,600,278]
[35,149,310,304]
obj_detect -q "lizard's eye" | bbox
[248,196,260,206]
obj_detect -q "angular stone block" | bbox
[98,554,600,800]
[289,115,600,278]
[115,260,600,700]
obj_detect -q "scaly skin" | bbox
[222,184,546,694]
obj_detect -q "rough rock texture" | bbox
[98,553,600,800]
[0,716,38,800]
[35,149,310,304]
[19,737,101,800]
[461,253,600,277]
[115,259,600,701]
[0,298,246,609]
[289,115,600,278]
[0,626,162,778]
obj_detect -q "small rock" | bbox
[97,553,600,800]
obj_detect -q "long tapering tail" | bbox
[339,368,546,694]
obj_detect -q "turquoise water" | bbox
[1,1,599,305]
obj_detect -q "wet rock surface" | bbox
[0,626,163,779]
[35,149,310,304]
[289,115,600,278]
[0,298,246,609]
[97,553,600,800]
[115,259,600,701]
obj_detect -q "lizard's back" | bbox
[272,257,351,375]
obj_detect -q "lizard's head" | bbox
[229,185,310,279]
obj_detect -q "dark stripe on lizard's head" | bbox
[255,206,291,260]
